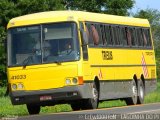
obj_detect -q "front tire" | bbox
[83,82,99,109]
[125,80,138,105]
[27,104,40,115]
[71,102,81,111]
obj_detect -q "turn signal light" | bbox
[78,76,84,85]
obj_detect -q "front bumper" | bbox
[10,84,93,105]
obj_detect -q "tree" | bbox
[16,0,65,15]
[0,27,6,85]
[0,0,21,27]
[0,0,19,85]
[64,0,135,16]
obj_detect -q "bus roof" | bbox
[7,10,150,28]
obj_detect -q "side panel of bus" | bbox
[81,21,157,101]
[87,48,156,100]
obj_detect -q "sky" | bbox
[132,0,160,13]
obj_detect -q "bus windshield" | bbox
[8,22,80,67]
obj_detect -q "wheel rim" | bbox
[132,81,137,98]
[92,85,98,101]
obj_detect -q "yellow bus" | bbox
[7,11,157,114]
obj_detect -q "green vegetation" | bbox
[0,87,26,117]
[0,80,160,117]
[64,0,134,16]
[41,104,72,114]
[144,81,160,103]
[0,87,6,97]
[99,100,126,108]
[0,97,27,117]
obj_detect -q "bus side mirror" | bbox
[81,31,88,45]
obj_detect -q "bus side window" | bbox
[91,25,99,46]
[129,27,137,47]
[120,27,128,46]
[85,23,90,42]
[100,24,107,46]
[147,29,152,47]
[126,27,132,47]
[136,28,143,47]
[118,27,124,46]
[105,25,113,46]
[142,29,147,47]
[143,28,152,47]
[80,22,89,60]
[112,25,120,46]
[85,23,94,46]
[95,24,103,46]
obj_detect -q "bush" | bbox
[0,87,6,97]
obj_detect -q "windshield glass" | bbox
[8,22,80,67]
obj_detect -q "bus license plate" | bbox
[40,95,52,101]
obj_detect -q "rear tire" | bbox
[137,79,145,104]
[27,104,40,115]
[125,79,138,105]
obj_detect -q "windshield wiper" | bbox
[22,56,33,68]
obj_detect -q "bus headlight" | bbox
[17,83,24,89]
[66,79,71,85]
[12,84,17,90]
[72,78,78,84]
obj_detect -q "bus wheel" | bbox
[26,104,40,115]
[137,79,145,104]
[125,80,138,105]
[85,82,99,109]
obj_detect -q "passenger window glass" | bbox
[120,27,128,46]
[143,29,152,47]
[85,22,152,49]
[126,28,132,47]
[91,25,99,46]
[112,26,120,46]
[136,28,143,47]
[105,25,113,46]
[94,24,103,46]
[100,25,107,46]
[142,29,147,46]
[129,28,137,47]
